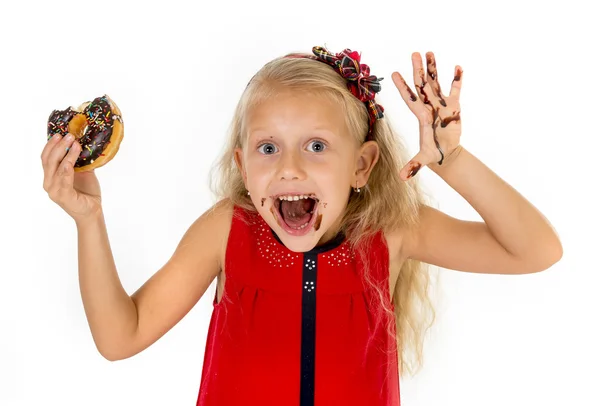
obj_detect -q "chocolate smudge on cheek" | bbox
[261,198,266,207]
[406,161,422,179]
[313,214,323,231]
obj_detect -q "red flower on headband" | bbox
[312,46,385,134]
[286,46,385,140]
[313,47,384,102]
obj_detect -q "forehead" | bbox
[244,90,346,139]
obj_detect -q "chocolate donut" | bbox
[47,95,124,172]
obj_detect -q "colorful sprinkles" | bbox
[47,95,123,168]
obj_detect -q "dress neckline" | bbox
[270,227,346,254]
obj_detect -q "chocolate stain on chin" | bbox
[261,198,266,207]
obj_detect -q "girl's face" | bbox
[234,90,379,252]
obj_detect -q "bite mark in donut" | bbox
[47,94,124,172]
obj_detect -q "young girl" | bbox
[41,46,562,405]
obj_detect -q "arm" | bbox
[403,147,562,274]
[76,198,231,360]
[391,52,561,274]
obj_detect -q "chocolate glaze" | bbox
[47,95,122,169]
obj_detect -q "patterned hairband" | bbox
[286,46,385,141]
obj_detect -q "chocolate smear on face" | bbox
[313,214,323,231]
[261,198,266,207]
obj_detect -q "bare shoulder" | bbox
[124,198,234,358]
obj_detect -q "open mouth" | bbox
[273,194,319,233]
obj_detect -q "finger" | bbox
[425,52,447,107]
[391,71,425,116]
[57,139,82,186]
[399,151,430,181]
[411,53,439,110]
[47,134,78,178]
[41,133,63,169]
[449,65,463,99]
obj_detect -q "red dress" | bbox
[196,205,400,405]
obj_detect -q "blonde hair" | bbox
[209,52,437,377]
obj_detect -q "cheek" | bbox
[245,159,275,188]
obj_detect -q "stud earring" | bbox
[354,181,361,193]
[247,190,250,196]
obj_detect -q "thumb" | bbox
[399,152,429,181]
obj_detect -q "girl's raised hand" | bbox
[391,52,463,180]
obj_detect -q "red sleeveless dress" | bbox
[196,205,400,405]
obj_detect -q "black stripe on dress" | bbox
[300,251,317,406]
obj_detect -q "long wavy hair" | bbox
[208,51,438,377]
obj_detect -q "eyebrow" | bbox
[248,127,338,138]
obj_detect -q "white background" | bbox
[1,0,598,405]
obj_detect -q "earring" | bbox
[247,190,250,196]
[354,181,361,193]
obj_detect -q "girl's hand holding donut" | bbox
[41,132,103,222]
[43,94,123,222]
[392,52,463,180]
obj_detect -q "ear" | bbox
[354,140,379,188]
[234,147,247,185]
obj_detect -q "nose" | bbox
[275,149,306,181]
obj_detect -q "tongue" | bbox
[280,199,313,227]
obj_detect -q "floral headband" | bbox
[286,46,385,141]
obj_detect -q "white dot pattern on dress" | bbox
[249,217,301,268]
[248,212,355,270]
[325,244,355,267]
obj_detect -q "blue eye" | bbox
[258,143,278,155]
[307,140,326,153]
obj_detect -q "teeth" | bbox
[290,221,310,230]
[277,194,315,201]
